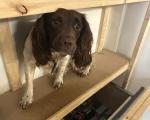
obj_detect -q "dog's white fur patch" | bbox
[53,55,70,88]
[71,60,91,76]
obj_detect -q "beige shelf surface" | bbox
[0,49,129,120]
[0,0,148,19]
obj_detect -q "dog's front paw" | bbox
[20,93,33,109]
[79,65,91,77]
[53,79,63,89]
[82,66,91,76]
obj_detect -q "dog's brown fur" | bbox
[31,8,93,67]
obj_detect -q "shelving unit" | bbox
[0,0,150,120]
[0,0,147,19]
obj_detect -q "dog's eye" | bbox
[53,20,59,25]
[74,23,81,31]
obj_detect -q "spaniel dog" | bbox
[20,8,93,109]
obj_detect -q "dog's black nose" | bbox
[64,40,73,48]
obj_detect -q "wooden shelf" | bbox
[126,0,148,3]
[0,50,129,120]
[0,0,148,19]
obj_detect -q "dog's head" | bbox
[32,8,93,66]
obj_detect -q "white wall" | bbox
[105,5,124,51]
[117,3,148,58]
[0,3,150,95]
[128,25,150,93]
[120,3,150,94]
[105,2,150,94]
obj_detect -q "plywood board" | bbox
[132,94,150,120]
[97,8,111,52]
[126,0,148,3]
[0,0,148,19]
[0,20,21,91]
[0,50,129,120]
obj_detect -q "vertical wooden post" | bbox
[0,19,21,91]
[114,4,127,52]
[96,7,111,52]
[123,2,150,89]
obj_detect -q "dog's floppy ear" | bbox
[73,15,93,68]
[31,14,52,66]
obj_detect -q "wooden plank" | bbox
[114,4,127,52]
[0,50,129,120]
[126,0,148,3]
[0,20,21,91]
[120,88,150,120]
[132,93,150,120]
[0,0,123,19]
[0,0,147,19]
[96,8,111,52]
[123,2,150,89]
[96,8,105,52]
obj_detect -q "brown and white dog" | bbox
[20,8,93,109]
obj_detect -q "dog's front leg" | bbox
[20,61,35,109]
[72,61,92,77]
[53,55,70,88]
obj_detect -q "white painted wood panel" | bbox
[117,2,148,58]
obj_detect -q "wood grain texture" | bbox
[114,4,127,52]
[97,8,111,52]
[0,20,21,91]
[0,50,129,120]
[96,8,105,52]
[132,93,150,120]
[126,0,148,3]
[123,2,150,89]
[0,0,148,19]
